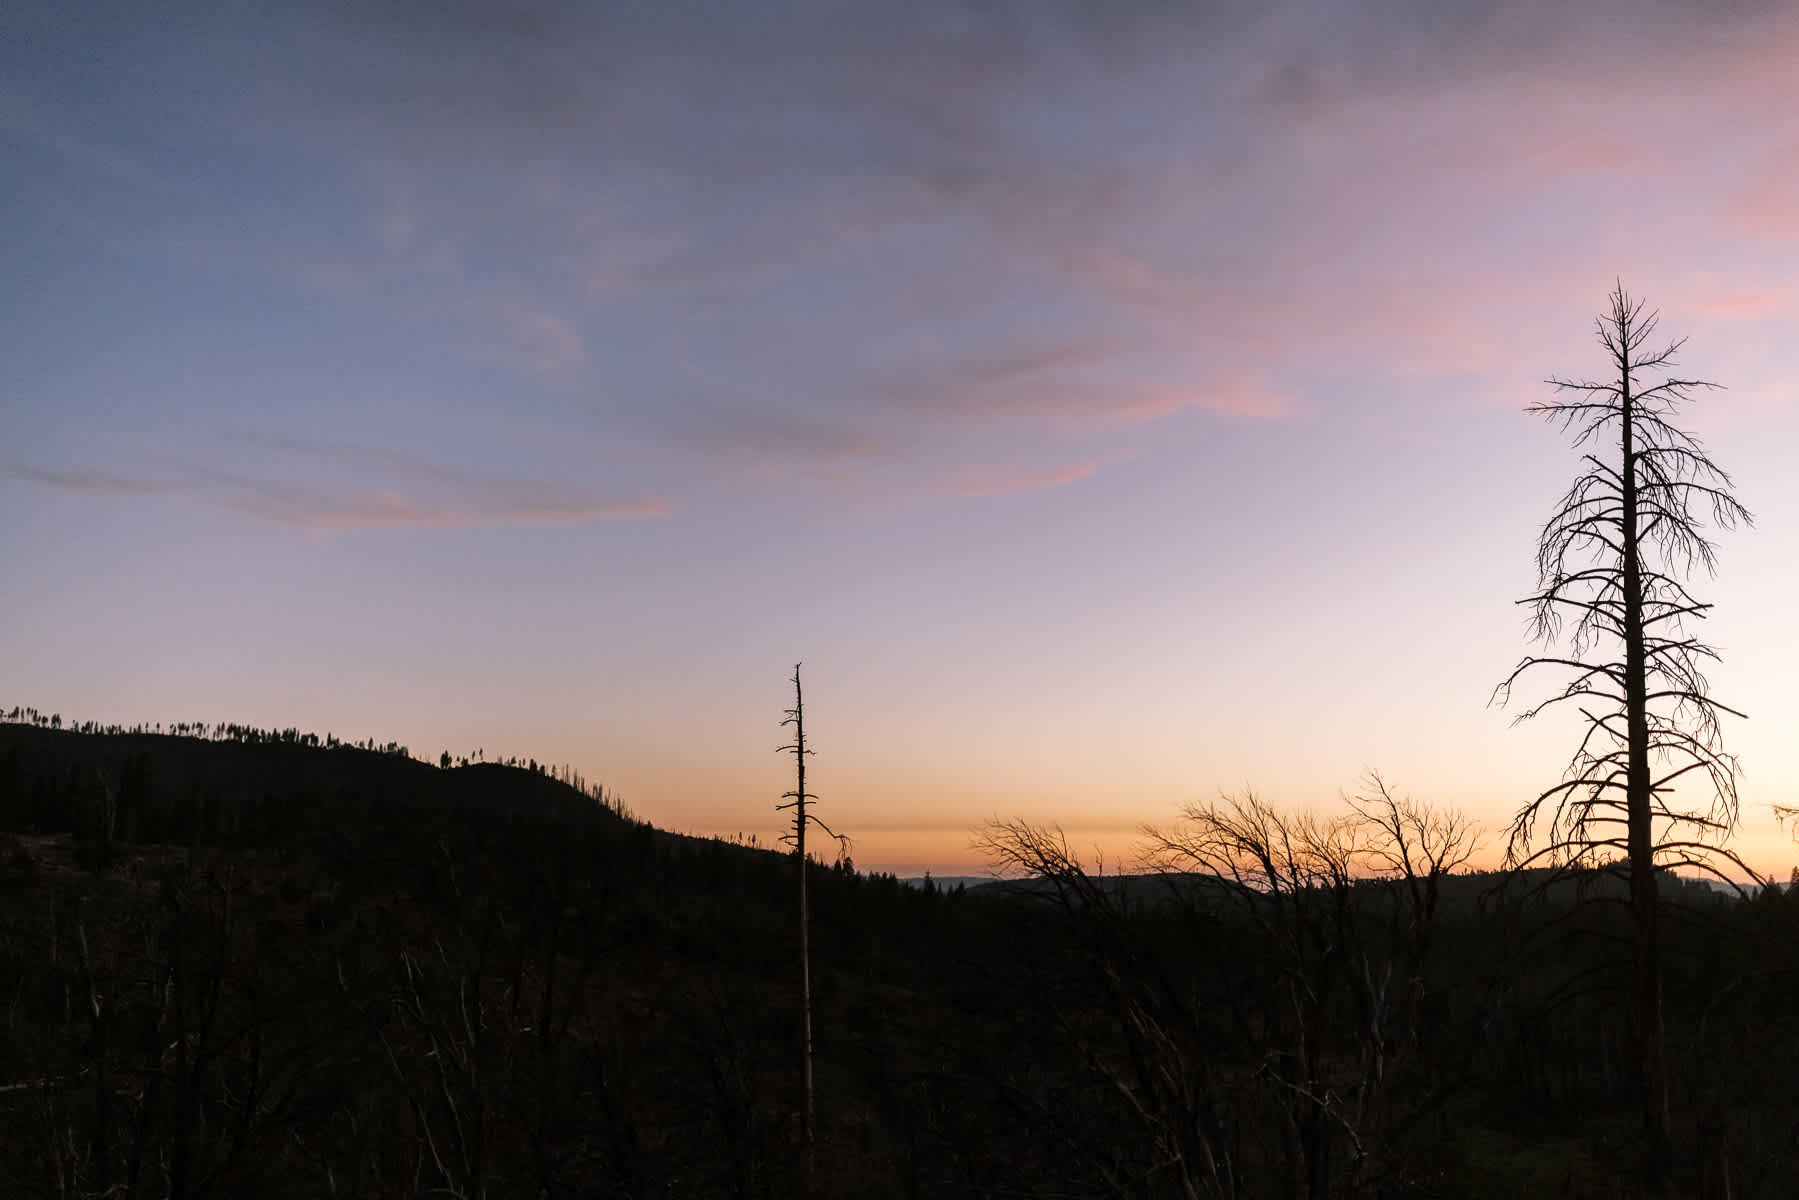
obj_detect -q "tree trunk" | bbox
[785,666,816,1192]
[1699,1107,1732,1200]
[1620,351,1673,1197]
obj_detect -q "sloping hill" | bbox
[2,720,1795,1198]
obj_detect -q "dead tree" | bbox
[1494,283,1754,1196]
[977,780,1481,1200]
[775,664,847,1175]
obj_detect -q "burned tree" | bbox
[1494,284,1753,1194]
[775,663,846,1168]
[976,778,1482,1199]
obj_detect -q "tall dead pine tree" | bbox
[1495,284,1752,1196]
[776,663,846,1168]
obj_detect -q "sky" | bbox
[4,0,1798,878]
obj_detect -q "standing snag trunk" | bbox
[777,663,846,1185]
[1619,346,1672,1189]
[780,664,815,1156]
[1494,284,1752,1198]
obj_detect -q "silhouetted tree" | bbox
[1494,284,1753,1195]
[977,778,1483,1198]
[775,663,846,1179]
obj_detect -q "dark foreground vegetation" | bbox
[2,722,1796,1198]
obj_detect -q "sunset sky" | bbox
[4,0,1797,877]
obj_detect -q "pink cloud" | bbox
[42,0,1794,511]
[942,458,1101,500]
[1693,287,1792,319]
[1088,377,1293,424]
[1166,377,1293,421]
[1016,16,1799,401]
[955,341,1136,390]
[1728,141,1799,238]
[885,335,1302,434]
[1532,138,1646,174]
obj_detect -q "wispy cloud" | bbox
[1185,377,1294,421]
[463,292,585,377]
[2,465,181,497]
[6,435,673,532]
[1728,139,1799,238]
[941,458,1100,500]
[13,0,1798,504]
[933,444,1147,500]
[887,341,1159,427]
[1693,287,1792,320]
[660,407,909,468]
[1531,138,1646,174]
[225,487,673,533]
[0,91,191,196]
[207,433,674,529]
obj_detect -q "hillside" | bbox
[2,721,1798,1198]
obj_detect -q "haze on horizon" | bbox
[4,0,1798,877]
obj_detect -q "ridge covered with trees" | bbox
[2,718,1796,1198]
[0,705,623,816]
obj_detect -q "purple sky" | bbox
[5,0,1798,875]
